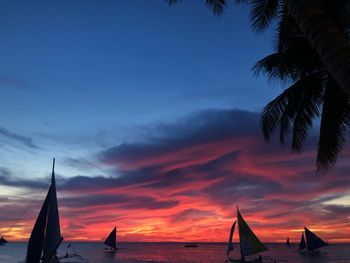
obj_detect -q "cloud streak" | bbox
[0,126,39,149]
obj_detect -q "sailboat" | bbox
[26,158,63,263]
[227,221,236,256]
[286,237,290,246]
[104,226,117,252]
[298,233,306,251]
[226,207,268,263]
[0,236,8,245]
[298,227,328,255]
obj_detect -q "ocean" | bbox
[0,242,349,263]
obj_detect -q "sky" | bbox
[0,0,349,243]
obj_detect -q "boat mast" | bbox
[237,206,244,261]
[42,158,63,263]
[52,158,55,182]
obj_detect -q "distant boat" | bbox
[286,237,290,246]
[26,158,63,263]
[298,227,328,254]
[227,207,268,263]
[104,226,118,252]
[184,243,198,248]
[0,236,8,245]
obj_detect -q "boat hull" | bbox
[227,257,262,263]
[104,248,118,253]
[184,244,198,248]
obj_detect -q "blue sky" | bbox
[0,0,280,178]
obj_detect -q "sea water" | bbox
[0,242,349,263]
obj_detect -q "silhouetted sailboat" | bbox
[298,234,306,251]
[227,208,268,263]
[26,158,63,263]
[298,227,328,254]
[0,236,8,245]
[227,221,236,256]
[104,226,117,252]
[286,237,290,246]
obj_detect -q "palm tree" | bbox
[169,0,350,169]
[254,1,350,170]
[169,0,350,97]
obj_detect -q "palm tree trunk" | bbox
[288,0,350,94]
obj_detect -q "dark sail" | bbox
[104,227,117,249]
[227,221,236,256]
[26,190,50,263]
[26,158,63,263]
[304,227,328,251]
[299,233,306,251]
[42,159,63,263]
[237,208,268,257]
[286,237,290,246]
[0,236,8,244]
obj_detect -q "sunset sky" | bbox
[0,1,349,243]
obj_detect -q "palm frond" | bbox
[261,72,324,148]
[261,83,297,141]
[275,3,300,51]
[253,53,294,81]
[290,74,324,152]
[278,85,302,144]
[250,0,280,31]
[317,78,350,170]
[253,40,323,82]
[204,0,226,15]
[167,0,180,5]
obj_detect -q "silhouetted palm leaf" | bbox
[204,0,226,15]
[253,41,322,82]
[290,75,324,152]
[259,0,350,169]
[261,72,323,147]
[253,53,294,81]
[250,0,280,31]
[275,3,300,51]
[167,0,227,15]
[317,78,350,170]
[169,0,350,170]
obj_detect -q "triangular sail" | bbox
[299,233,306,251]
[227,221,236,256]
[26,158,63,263]
[286,237,290,246]
[0,236,8,244]
[26,189,50,263]
[304,227,328,251]
[237,208,268,257]
[104,227,117,249]
[42,159,63,263]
